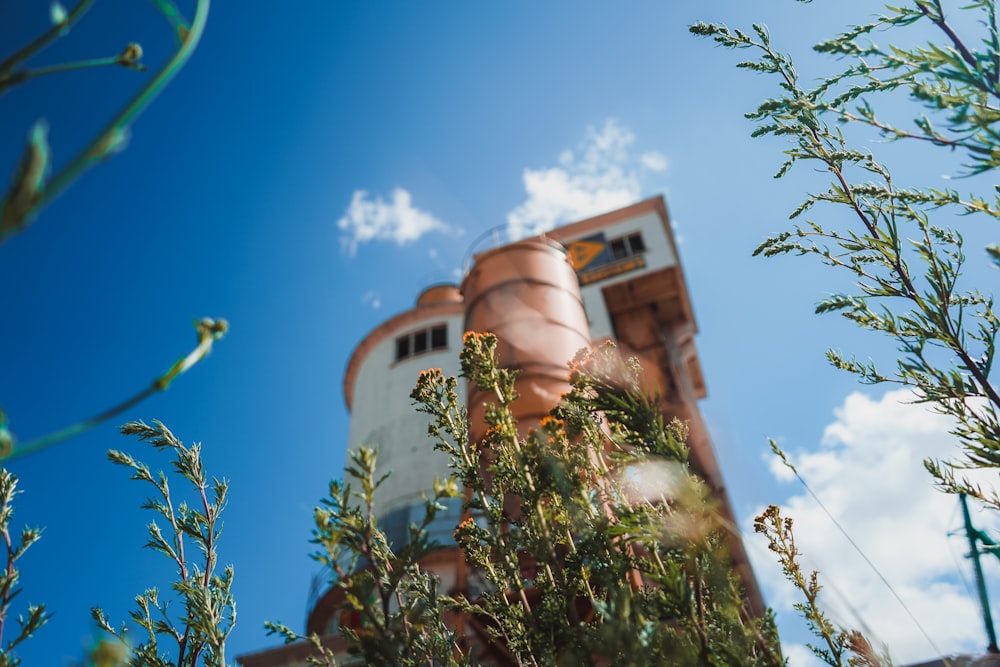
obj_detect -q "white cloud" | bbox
[781,643,823,667]
[506,119,666,239]
[749,389,1000,665]
[640,151,668,172]
[670,218,685,246]
[337,188,450,255]
[361,290,381,310]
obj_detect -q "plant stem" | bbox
[0,0,96,85]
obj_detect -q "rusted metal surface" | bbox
[461,238,590,443]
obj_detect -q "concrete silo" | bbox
[239,196,764,667]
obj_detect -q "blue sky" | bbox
[3,1,1000,665]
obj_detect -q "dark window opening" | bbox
[431,325,447,350]
[610,237,628,260]
[414,330,428,355]
[607,231,646,261]
[627,232,646,253]
[395,323,449,362]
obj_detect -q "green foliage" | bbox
[93,420,236,667]
[692,2,1000,505]
[450,334,779,666]
[0,6,228,665]
[0,0,210,244]
[0,2,224,463]
[267,447,467,667]
[0,426,236,667]
[0,318,228,463]
[0,469,50,667]
[274,333,783,666]
[755,506,889,667]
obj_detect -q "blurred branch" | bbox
[0,0,211,244]
[0,44,148,94]
[149,0,193,43]
[0,0,96,85]
[0,469,49,666]
[0,318,227,463]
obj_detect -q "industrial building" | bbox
[239,195,764,666]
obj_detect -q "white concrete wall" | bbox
[346,313,464,516]
[568,210,678,341]
[347,211,678,515]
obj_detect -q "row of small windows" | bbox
[391,234,643,363]
[395,324,447,362]
[608,231,646,261]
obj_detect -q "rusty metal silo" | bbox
[460,238,591,443]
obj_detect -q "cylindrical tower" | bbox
[460,239,591,443]
[307,285,467,639]
[341,284,465,523]
[240,197,767,667]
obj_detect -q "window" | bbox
[431,325,446,349]
[608,231,646,261]
[395,323,448,362]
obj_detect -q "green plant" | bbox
[267,447,466,667]
[93,420,236,667]
[1,0,210,244]
[270,333,782,666]
[690,2,1000,504]
[0,4,225,664]
[0,0,224,462]
[755,505,890,667]
[686,1,1000,663]
[1,0,220,462]
[0,317,228,463]
[0,470,49,667]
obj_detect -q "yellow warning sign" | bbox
[579,255,645,285]
[566,239,605,270]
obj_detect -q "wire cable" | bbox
[770,441,951,662]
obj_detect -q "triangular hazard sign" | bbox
[567,240,605,270]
